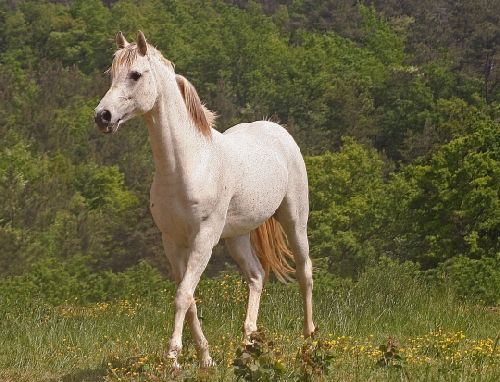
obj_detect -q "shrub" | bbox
[435,255,500,305]
[0,257,171,306]
[233,329,286,382]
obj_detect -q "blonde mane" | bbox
[175,74,216,138]
[111,44,216,137]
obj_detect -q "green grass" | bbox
[0,265,499,381]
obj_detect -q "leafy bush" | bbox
[298,339,335,381]
[233,329,286,381]
[0,258,170,305]
[435,255,500,305]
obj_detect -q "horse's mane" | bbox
[111,44,216,138]
[174,74,215,138]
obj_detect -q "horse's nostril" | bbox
[95,109,112,130]
[101,110,111,123]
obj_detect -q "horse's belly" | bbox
[221,169,287,238]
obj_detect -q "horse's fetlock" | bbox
[243,322,258,337]
[303,322,316,338]
[167,339,183,358]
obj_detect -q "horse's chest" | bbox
[149,184,193,243]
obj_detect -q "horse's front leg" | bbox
[163,237,213,367]
[166,226,218,367]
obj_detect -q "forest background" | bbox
[0,0,499,305]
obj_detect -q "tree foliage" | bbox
[0,1,498,302]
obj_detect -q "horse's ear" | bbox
[137,30,148,56]
[116,31,129,49]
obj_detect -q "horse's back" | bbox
[224,120,295,144]
[223,120,303,163]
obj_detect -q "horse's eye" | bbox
[130,71,142,81]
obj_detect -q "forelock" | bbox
[111,44,139,78]
[110,43,174,78]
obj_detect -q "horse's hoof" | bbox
[303,325,317,339]
[243,330,259,345]
[200,356,215,368]
[165,350,182,369]
[172,359,181,370]
[164,352,181,370]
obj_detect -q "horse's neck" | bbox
[145,73,211,184]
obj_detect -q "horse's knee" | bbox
[175,288,194,311]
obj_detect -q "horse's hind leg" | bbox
[276,194,315,338]
[163,236,213,367]
[226,234,265,342]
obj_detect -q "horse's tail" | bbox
[250,217,295,283]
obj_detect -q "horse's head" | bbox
[95,31,215,137]
[94,31,164,134]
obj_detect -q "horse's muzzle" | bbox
[95,109,112,132]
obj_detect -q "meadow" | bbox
[1,263,499,382]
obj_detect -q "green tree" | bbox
[306,138,385,276]
[383,116,500,268]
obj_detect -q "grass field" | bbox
[1,264,499,381]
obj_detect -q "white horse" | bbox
[95,31,315,367]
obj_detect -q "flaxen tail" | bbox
[250,217,295,282]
